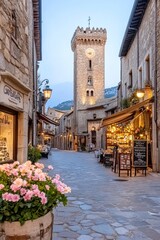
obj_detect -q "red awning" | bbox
[37,113,59,126]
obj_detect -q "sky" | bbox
[39,0,135,107]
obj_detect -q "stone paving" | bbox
[41,150,160,240]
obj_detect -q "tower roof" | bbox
[71,27,107,51]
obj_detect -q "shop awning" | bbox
[101,97,153,127]
[37,112,59,126]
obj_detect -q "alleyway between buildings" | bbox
[41,150,160,240]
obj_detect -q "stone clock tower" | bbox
[71,27,107,150]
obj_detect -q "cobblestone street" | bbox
[41,150,160,240]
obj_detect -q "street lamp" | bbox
[136,85,153,99]
[43,85,52,100]
[38,78,52,100]
[37,79,53,146]
[136,89,145,98]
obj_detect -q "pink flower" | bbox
[32,184,38,190]
[0,184,5,190]
[10,184,20,192]
[13,178,24,188]
[32,175,39,181]
[12,194,20,202]
[45,185,50,190]
[41,196,47,205]
[48,165,53,170]
[39,191,45,198]
[20,188,27,196]
[23,190,34,201]
[52,176,71,194]
[39,174,46,181]
[27,170,32,179]
[35,162,44,169]
[11,169,18,176]
[2,192,9,200]
[2,192,20,202]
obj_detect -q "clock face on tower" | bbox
[85,48,95,58]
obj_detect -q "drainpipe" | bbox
[154,0,157,141]
[154,0,158,171]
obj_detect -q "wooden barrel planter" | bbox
[0,211,53,240]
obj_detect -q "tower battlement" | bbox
[71,27,107,51]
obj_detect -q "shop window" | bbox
[0,110,17,162]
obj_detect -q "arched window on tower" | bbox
[91,90,94,96]
[86,90,89,96]
[88,76,93,85]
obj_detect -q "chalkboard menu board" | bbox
[104,154,113,166]
[133,140,147,167]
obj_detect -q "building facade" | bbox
[71,27,107,151]
[0,0,41,163]
[102,0,160,172]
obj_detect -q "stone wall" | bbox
[121,0,155,98]
[0,0,32,86]
[0,0,35,163]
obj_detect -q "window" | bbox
[12,10,17,39]
[88,76,93,85]
[128,71,132,89]
[89,60,92,70]
[91,130,96,145]
[145,56,150,84]
[91,90,94,96]
[124,83,127,98]
[86,90,89,96]
[93,113,96,119]
[138,67,142,89]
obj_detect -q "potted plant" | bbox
[134,126,145,139]
[28,144,42,163]
[0,161,71,239]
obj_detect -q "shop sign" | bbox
[118,153,132,177]
[3,84,23,109]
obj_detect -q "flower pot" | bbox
[0,211,53,240]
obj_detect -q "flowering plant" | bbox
[134,126,145,139]
[0,161,71,225]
